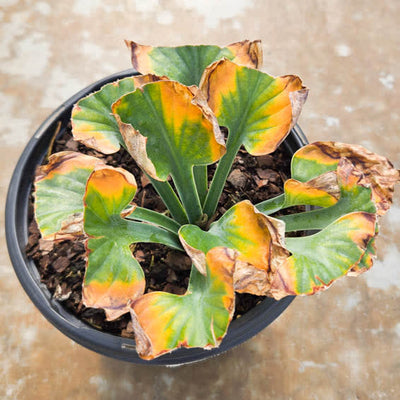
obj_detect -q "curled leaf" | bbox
[283,174,339,208]
[226,39,263,69]
[71,75,167,154]
[125,40,263,86]
[34,151,104,240]
[348,236,377,276]
[280,158,377,232]
[291,141,400,215]
[200,59,308,155]
[112,80,226,181]
[83,166,181,320]
[130,248,236,360]
[180,201,289,295]
[270,212,377,299]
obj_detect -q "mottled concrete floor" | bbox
[1,1,400,399]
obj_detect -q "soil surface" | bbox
[26,124,303,338]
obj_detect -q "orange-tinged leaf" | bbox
[130,248,236,360]
[180,201,289,296]
[213,201,288,274]
[114,79,226,223]
[82,166,181,320]
[83,261,145,321]
[226,39,263,69]
[125,40,262,86]
[113,80,225,181]
[283,177,339,208]
[279,158,377,232]
[270,212,377,299]
[71,75,166,154]
[85,166,137,205]
[34,151,104,240]
[200,59,308,155]
[292,141,400,215]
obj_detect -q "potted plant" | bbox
[6,40,399,365]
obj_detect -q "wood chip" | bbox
[256,154,274,168]
[39,239,54,254]
[256,168,280,182]
[52,256,70,273]
[135,250,146,262]
[227,169,247,188]
[165,251,192,271]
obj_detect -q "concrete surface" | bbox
[1,1,400,399]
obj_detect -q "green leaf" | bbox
[257,173,339,215]
[201,59,308,218]
[179,201,289,295]
[34,151,104,239]
[71,75,166,154]
[112,80,226,223]
[83,166,182,320]
[279,158,377,232]
[270,212,377,299]
[291,141,400,215]
[349,236,376,275]
[127,206,180,234]
[125,40,263,86]
[130,247,236,360]
[201,59,307,156]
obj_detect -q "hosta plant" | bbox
[33,40,399,360]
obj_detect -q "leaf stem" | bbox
[193,165,208,206]
[148,176,189,225]
[277,207,336,232]
[278,194,376,232]
[125,220,183,251]
[203,140,241,218]
[172,167,204,224]
[256,194,285,215]
[126,206,181,234]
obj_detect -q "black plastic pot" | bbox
[6,69,308,366]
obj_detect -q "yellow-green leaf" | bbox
[112,80,226,223]
[291,141,400,215]
[200,59,308,155]
[113,80,225,181]
[283,175,339,208]
[34,151,104,240]
[125,40,262,86]
[83,166,181,320]
[130,247,236,360]
[279,158,377,232]
[270,212,377,299]
[180,201,289,295]
[71,75,166,154]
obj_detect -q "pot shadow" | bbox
[95,340,267,400]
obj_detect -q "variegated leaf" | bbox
[291,141,400,215]
[34,151,104,240]
[125,40,262,86]
[200,58,308,156]
[83,166,181,320]
[283,173,339,208]
[279,158,378,232]
[112,80,225,181]
[270,212,377,299]
[130,247,235,360]
[179,200,289,295]
[112,80,226,223]
[71,75,166,154]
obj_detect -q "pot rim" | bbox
[5,69,307,366]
